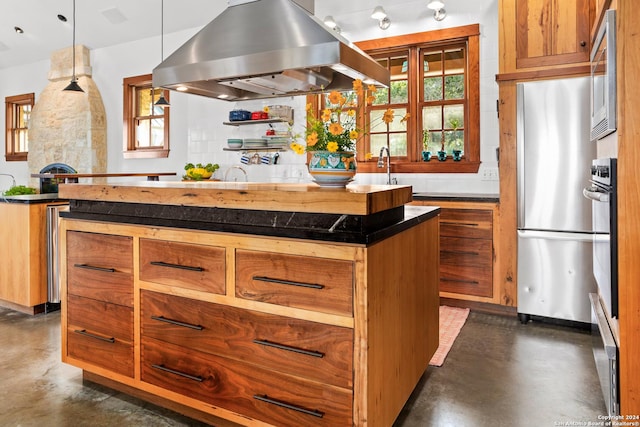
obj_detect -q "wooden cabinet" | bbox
[412,200,500,303]
[60,214,439,427]
[64,230,134,378]
[0,202,65,314]
[499,0,595,77]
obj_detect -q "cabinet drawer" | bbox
[439,209,492,239]
[235,249,353,316]
[141,337,352,427]
[66,294,134,377]
[67,231,133,307]
[141,290,353,388]
[139,239,225,294]
[441,237,492,268]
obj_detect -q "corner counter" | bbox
[58,182,440,427]
[0,194,67,314]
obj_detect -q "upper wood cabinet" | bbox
[499,0,595,77]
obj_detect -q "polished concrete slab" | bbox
[0,307,606,426]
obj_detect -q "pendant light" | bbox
[63,0,84,92]
[154,0,169,107]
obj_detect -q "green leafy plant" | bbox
[3,185,37,196]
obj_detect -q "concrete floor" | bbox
[0,306,606,426]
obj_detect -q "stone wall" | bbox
[28,45,106,187]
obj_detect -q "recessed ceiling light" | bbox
[14,26,24,34]
[57,14,67,22]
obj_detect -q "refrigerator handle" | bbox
[518,229,594,242]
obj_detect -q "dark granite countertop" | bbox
[61,200,439,245]
[0,193,67,204]
[412,192,499,203]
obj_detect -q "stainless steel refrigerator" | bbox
[517,77,597,324]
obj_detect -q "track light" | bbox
[371,6,391,30]
[323,15,341,33]
[427,0,447,21]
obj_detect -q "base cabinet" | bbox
[60,216,439,427]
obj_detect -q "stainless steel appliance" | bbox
[584,157,618,317]
[516,77,598,324]
[590,293,619,415]
[590,9,617,141]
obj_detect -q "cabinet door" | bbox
[516,0,592,69]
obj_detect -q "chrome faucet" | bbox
[223,165,248,182]
[377,146,396,184]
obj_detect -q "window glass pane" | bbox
[388,107,407,132]
[370,110,386,132]
[370,134,387,156]
[372,88,388,105]
[136,119,151,147]
[150,118,165,147]
[422,106,442,131]
[137,88,153,117]
[17,129,28,152]
[390,80,408,104]
[424,77,443,101]
[423,51,442,75]
[445,75,464,100]
[425,131,441,153]
[444,130,464,152]
[444,48,465,75]
[17,104,31,128]
[389,133,407,156]
[444,105,464,130]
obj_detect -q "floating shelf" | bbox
[223,145,288,152]
[223,118,292,126]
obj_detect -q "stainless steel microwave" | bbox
[591,9,616,141]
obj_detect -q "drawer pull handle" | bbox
[74,263,116,273]
[151,364,203,382]
[253,394,324,418]
[151,315,204,331]
[252,276,324,290]
[73,329,115,343]
[441,250,480,256]
[150,261,204,272]
[253,339,324,358]
[440,221,480,227]
[442,278,480,285]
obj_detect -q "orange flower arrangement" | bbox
[290,79,402,155]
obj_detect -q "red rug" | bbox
[429,306,470,367]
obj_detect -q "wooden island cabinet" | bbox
[58,182,440,427]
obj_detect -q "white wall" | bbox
[0,0,499,194]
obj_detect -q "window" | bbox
[123,74,170,159]
[5,93,34,161]
[355,24,480,173]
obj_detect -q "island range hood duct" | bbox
[152,0,390,101]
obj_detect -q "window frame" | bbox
[5,92,34,162]
[123,74,170,159]
[355,24,481,173]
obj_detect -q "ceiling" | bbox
[0,0,440,70]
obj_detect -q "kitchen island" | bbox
[58,182,440,427]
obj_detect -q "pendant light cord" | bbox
[71,0,76,80]
[160,0,164,62]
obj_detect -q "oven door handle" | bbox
[583,187,609,202]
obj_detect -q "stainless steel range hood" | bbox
[152,0,390,101]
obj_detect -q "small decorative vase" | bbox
[308,151,356,188]
[452,150,463,161]
[422,151,432,162]
[437,150,447,161]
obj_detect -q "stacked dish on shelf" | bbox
[242,138,267,148]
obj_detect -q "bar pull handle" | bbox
[150,261,204,272]
[74,329,115,343]
[253,394,324,418]
[441,250,480,256]
[442,277,480,285]
[151,315,204,331]
[440,221,480,227]
[252,276,324,290]
[253,339,324,358]
[151,364,203,382]
[74,263,116,273]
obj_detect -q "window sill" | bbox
[5,153,27,162]
[123,149,169,159]
[357,160,481,174]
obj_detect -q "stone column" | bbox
[28,45,107,186]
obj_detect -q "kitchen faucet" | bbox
[223,165,248,182]
[377,146,396,185]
